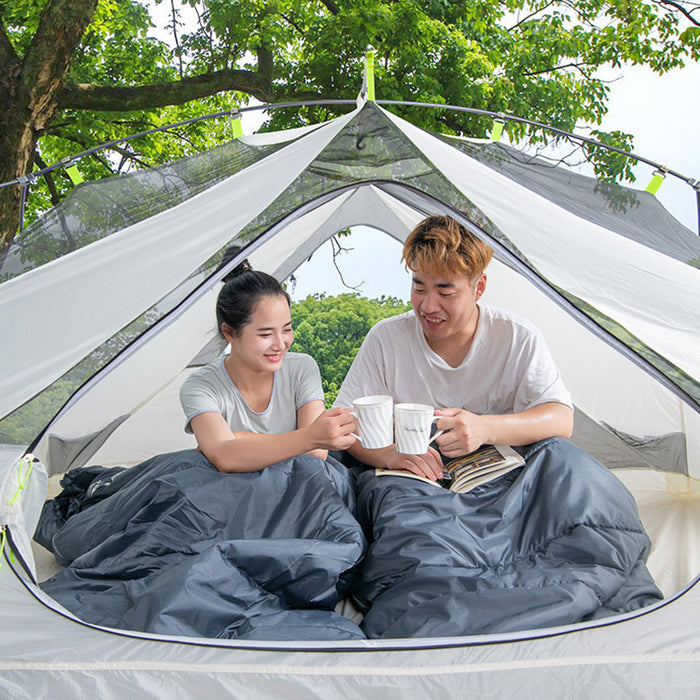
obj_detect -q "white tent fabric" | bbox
[385,110,700,380]
[1,100,699,695]
[0,111,355,420]
[2,557,699,697]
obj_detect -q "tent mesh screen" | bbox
[0,136,286,283]
[0,103,697,451]
[440,136,700,267]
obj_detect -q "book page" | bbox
[374,468,443,488]
[445,445,525,494]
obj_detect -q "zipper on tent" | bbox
[1,524,36,584]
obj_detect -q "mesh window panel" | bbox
[440,137,700,266]
[0,138,284,283]
[1,103,697,451]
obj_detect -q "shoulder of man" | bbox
[481,304,541,339]
[369,310,415,336]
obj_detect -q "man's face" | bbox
[410,268,486,348]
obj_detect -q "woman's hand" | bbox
[304,407,358,451]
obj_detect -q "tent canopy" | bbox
[1,101,698,480]
[1,98,699,696]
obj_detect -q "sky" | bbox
[144,1,700,302]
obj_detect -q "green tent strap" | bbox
[490,116,505,142]
[6,454,34,507]
[231,112,244,138]
[64,162,84,185]
[365,46,376,101]
[646,168,666,195]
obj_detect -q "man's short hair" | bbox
[401,215,494,280]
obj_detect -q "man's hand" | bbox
[433,403,574,457]
[433,408,488,457]
[385,445,445,481]
[347,442,445,481]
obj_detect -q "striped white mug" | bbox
[394,403,443,454]
[351,395,394,449]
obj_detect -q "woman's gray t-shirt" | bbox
[180,352,324,434]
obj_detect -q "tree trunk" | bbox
[0,0,99,249]
[0,108,38,247]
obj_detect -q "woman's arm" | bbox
[296,399,328,460]
[190,407,356,473]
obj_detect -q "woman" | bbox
[180,260,357,472]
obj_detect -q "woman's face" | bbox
[224,295,293,374]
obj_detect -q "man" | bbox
[334,215,574,480]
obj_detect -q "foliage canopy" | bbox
[291,293,411,406]
[1,0,699,243]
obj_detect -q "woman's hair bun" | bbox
[223,258,252,282]
[218,244,252,282]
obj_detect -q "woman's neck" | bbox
[223,355,274,412]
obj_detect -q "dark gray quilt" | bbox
[36,450,367,640]
[35,439,663,641]
[351,438,663,638]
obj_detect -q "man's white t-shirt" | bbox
[334,306,571,414]
[180,352,324,434]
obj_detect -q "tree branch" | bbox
[318,0,341,14]
[521,62,592,78]
[656,0,700,26]
[20,0,99,128]
[0,20,21,93]
[0,19,19,66]
[34,153,62,207]
[59,67,274,111]
[169,0,184,78]
[506,1,558,31]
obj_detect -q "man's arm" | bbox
[434,402,573,458]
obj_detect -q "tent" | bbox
[1,97,699,696]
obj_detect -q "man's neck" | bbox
[424,306,481,368]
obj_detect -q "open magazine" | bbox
[375,444,525,494]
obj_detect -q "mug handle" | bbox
[350,411,362,442]
[429,430,444,444]
[429,416,444,444]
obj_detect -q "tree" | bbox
[291,293,411,406]
[1,0,699,248]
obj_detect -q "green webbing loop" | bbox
[65,163,84,185]
[365,46,376,101]
[490,115,505,142]
[6,454,34,507]
[0,527,6,571]
[231,113,244,138]
[646,169,666,195]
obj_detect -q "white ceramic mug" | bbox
[351,395,394,449]
[394,403,443,454]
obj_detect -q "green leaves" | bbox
[4,0,699,233]
[584,128,637,182]
[291,293,411,406]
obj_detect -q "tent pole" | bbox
[0,99,697,210]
